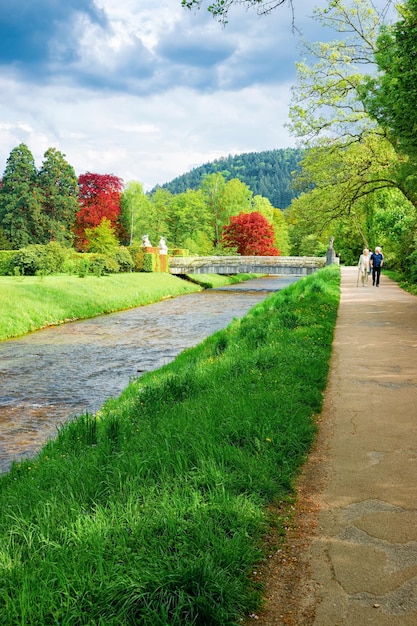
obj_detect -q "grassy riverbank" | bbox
[383,269,417,296]
[0,266,340,625]
[0,272,258,341]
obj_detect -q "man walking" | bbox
[370,246,384,287]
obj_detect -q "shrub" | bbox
[89,254,120,276]
[143,252,160,272]
[0,250,17,275]
[128,243,146,271]
[112,246,134,272]
[7,242,69,276]
[170,248,189,256]
[408,250,417,283]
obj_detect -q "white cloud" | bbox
[0,0,396,190]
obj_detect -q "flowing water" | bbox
[0,276,299,474]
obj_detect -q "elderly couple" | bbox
[358,247,384,287]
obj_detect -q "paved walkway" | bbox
[300,266,417,624]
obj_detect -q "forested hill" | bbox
[154,148,305,209]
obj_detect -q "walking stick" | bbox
[357,268,360,287]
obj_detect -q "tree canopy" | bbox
[181,0,292,22]
[0,144,78,249]
[74,173,125,251]
[360,0,417,157]
[222,211,279,255]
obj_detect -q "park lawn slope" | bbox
[0,266,340,625]
[0,272,260,341]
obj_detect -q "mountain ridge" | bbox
[152,148,305,209]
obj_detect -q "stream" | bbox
[0,276,300,474]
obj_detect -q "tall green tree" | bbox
[287,0,417,265]
[360,0,417,158]
[288,0,383,145]
[37,148,79,246]
[272,207,290,254]
[201,173,227,246]
[121,181,164,246]
[0,143,43,248]
[166,189,211,247]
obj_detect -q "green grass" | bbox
[184,273,265,289]
[0,266,340,625]
[383,269,417,296]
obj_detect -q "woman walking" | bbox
[358,248,370,286]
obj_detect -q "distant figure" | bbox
[141,234,152,247]
[326,236,336,265]
[368,249,373,275]
[370,246,384,287]
[158,237,168,255]
[357,248,370,286]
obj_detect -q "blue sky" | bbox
[0,0,393,190]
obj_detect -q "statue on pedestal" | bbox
[158,237,168,255]
[326,236,336,265]
[141,234,152,247]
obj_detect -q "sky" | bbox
[0,0,394,191]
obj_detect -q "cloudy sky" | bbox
[0,0,393,190]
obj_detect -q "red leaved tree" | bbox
[74,173,126,250]
[221,211,280,256]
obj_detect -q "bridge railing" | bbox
[168,255,328,275]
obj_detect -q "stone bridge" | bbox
[169,255,331,276]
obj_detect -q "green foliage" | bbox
[121,181,167,246]
[156,149,304,210]
[88,254,120,276]
[0,266,340,624]
[170,248,189,256]
[182,230,213,255]
[0,143,43,248]
[128,243,146,271]
[407,250,417,283]
[0,250,17,275]
[85,218,119,254]
[0,144,79,249]
[112,246,134,272]
[360,0,417,159]
[37,147,79,246]
[8,242,69,276]
[143,252,160,272]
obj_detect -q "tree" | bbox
[37,148,79,246]
[165,189,212,247]
[120,181,162,246]
[288,0,384,145]
[74,173,125,250]
[360,0,417,158]
[252,195,274,223]
[201,173,227,246]
[221,211,279,255]
[85,218,119,254]
[0,143,43,248]
[272,207,290,254]
[286,0,417,266]
[181,0,291,22]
